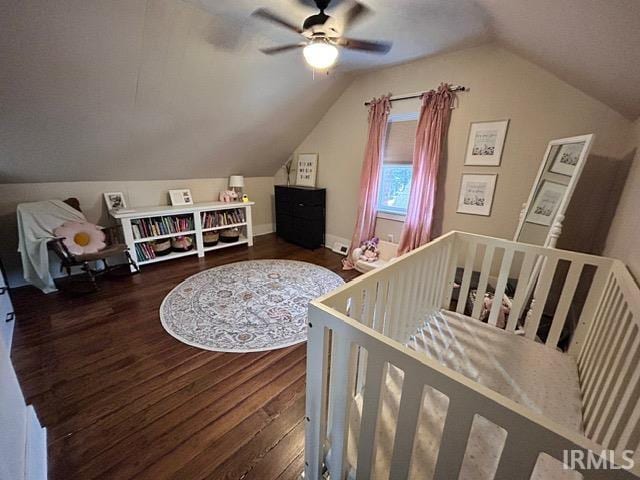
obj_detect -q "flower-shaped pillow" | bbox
[53,221,106,256]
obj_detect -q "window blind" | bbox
[383,120,417,164]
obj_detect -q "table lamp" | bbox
[229,175,244,200]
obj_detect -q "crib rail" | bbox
[578,260,640,456]
[305,302,640,479]
[305,231,640,479]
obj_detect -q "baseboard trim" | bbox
[324,233,351,255]
[253,224,274,237]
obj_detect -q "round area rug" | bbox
[159,260,344,352]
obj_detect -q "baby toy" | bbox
[352,237,380,263]
[219,190,239,202]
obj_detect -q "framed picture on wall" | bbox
[296,153,318,187]
[525,180,567,226]
[169,189,194,206]
[464,120,509,166]
[456,173,497,216]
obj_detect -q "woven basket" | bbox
[203,231,220,247]
[151,238,172,256]
[219,228,240,243]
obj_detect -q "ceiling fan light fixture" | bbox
[303,41,339,69]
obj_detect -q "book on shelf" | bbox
[131,215,194,239]
[201,208,246,229]
[134,242,156,262]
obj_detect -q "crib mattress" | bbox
[346,310,584,479]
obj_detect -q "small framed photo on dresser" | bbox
[296,153,318,187]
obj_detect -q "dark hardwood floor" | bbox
[9,234,358,480]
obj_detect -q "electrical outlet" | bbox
[387,234,394,243]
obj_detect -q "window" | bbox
[377,117,417,218]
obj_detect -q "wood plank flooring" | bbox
[9,234,358,479]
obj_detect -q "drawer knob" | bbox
[298,203,305,207]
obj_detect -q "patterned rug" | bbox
[159,260,344,352]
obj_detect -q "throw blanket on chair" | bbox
[17,200,86,293]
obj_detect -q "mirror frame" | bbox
[513,133,594,248]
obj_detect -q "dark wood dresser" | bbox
[274,185,326,249]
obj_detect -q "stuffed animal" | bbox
[352,237,380,263]
[218,190,239,203]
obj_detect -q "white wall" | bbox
[0,177,275,287]
[605,118,640,279]
[289,44,633,248]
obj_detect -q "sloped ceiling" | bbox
[0,0,638,183]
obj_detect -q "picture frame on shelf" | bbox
[103,192,127,211]
[525,180,567,226]
[296,153,318,187]
[169,189,194,206]
[464,120,509,166]
[456,173,497,216]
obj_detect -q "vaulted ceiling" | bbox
[1,0,638,183]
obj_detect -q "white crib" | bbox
[304,231,640,479]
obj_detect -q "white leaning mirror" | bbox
[514,134,594,247]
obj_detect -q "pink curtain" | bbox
[398,84,455,255]
[343,95,391,270]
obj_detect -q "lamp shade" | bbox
[229,175,244,188]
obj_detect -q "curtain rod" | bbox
[363,85,468,106]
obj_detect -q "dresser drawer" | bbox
[291,203,324,219]
[276,186,325,205]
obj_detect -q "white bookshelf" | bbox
[110,201,254,270]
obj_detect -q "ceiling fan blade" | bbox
[336,37,392,53]
[260,43,306,55]
[342,1,371,32]
[252,8,303,35]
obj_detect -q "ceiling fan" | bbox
[252,0,392,70]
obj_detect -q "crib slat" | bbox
[615,373,640,451]
[507,251,535,332]
[389,270,407,341]
[602,326,640,449]
[388,377,424,480]
[456,241,477,314]
[327,334,355,480]
[578,273,615,365]
[402,262,420,341]
[441,240,459,310]
[304,314,330,480]
[580,278,620,377]
[546,261,583,348]
[488,248,515,327]
[493,436,539,480]
[356,285,378,393]
[582,290,625,398]
[591,314,635,443]
[355,356,385,480]
[383,271,400,338]
[571,265,614,359]
[584,302,629,431]
[350,288,363,322]
[432,401,474,480]
[432,243,448,309]
[524,257,558,340]
[472,245,495,320]
[372,277,389,333]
